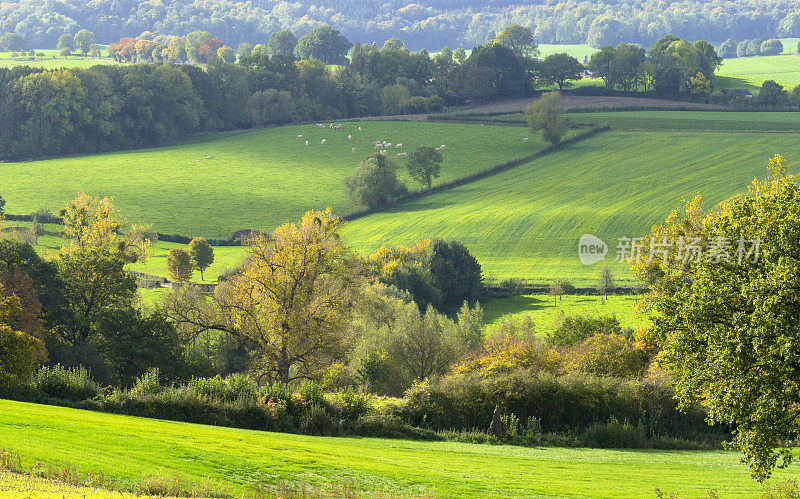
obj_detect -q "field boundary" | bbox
[342,125,610,223]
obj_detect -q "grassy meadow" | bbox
[0,121,544,239]
[343,130,800,284]
[715,53,800,93]
[0,48,117,69]
[483,294,647,332]
[3,399,799,497]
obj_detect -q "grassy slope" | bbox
[3,399,797,497]
[0,49,118,69]
[342,130,800,284]
[0,471,144,499]
[537,43,598,60]
[482,294,646,332]
[714,54,800,93]
[0,122,544,239]
[568,110,800,131]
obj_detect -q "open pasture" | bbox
[2,399,797,497]
[715,54,800,93]
[0,49,116,69]
[568,110,800,131]
[483,294,647,332]
[342,130,800,284]
[0,121,544,238]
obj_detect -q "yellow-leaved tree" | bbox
[167,208,355,383]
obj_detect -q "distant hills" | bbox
[1,0,797,51]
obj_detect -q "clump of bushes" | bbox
[33,365,102,402]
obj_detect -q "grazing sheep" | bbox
[352,148,357,153]
[305,140,309,146]
[380,149,387,155]
[375,144,382,150]
[396,152,407,158]
[434,147,440,152]
[348,135,352,140]
[321,139,326,145]
[205,156,213,159]
[297,134,304,139]
[386,142,392,148]
[439,144,446,149]
[522,137,529,142]
[395,143,403,148]
[358,126,362,132]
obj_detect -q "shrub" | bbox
[128,368,163,397]
[565,333,649,377]
[426,95,445,112]
[327,387,370,420]
[34,365,102,402]
[300,403,337,435]
[548,314,622,347]
[580,417,646,448]
[188,373,257,403]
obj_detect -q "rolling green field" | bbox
[483,294,647,332]
[537,43,598,60]
[715,54,800,93]
[3,399,798,497]
[0,49,117,69]
[568,110,800,131]
[469,110,800,131]
[343,130,800,284]
[0,122,545,239]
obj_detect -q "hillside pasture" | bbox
[715,54,800,93]
[0,49,117,69]
[342,131,800,284]
[568,110,800,131]
[0,122,546,238]
[2,399,797,497]
[483,294,647,332]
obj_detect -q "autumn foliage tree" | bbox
[167,208,353,383]
[167,248,194,282]
[198,38,225,63]
[635,155,800,481]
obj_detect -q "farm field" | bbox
[2,399,798,497]
[342,130,800,284]
[0,48,117,69]
[568,110,800,131]
[0,471,146,499]
[0,121,546,239]
[537,43,597,60]
[483,294,647,332]
[714,54,800,93]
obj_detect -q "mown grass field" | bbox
[3,399,799,497]
[343,130,800,284]
[0,471,145,498]
[483,294,647,332]
[568,110,800,131]
[0,122,544,239]
[0,48,117,69]
[714,53,800,93]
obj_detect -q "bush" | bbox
[34,365,102,402]
[426,95,445,112]
[565,333,649,377]
[548,314,621,347]
[188,373,258,403]
[580,417,646,448]
[128,368,163,397]
[300,403,337,435]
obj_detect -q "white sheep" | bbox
[358,126,362,132]
[522,137,529,142]
[205,156,213,159]
[386,142,392,148]
[380,149,387,155]
[321,139,326,145]
[305,140,309,146]
[395,143,403,148]
[296,134,303,139]
[375,144,382,150]
[348,135,352,141]
[351,148,357,153]
[439,144,446,149]
[434,147,440,152]
[396,152,407,158]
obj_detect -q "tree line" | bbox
[0,27,724,161]
[0,0,798,51]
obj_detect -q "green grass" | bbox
[342,130,800,284]
[483,294,647,332]
[0,471,145,499]
[0,122,547,239]
[3,399,798,497]
[537,43,598,60]
[568,110,800,131]
[714,54,800,93]
[0,48,118,69]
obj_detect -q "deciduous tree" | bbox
[525,91,567,144]
[188,237,214,280]
[406,145,443,188]
[167,248,194,282]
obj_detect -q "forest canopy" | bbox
[0,0,797,51]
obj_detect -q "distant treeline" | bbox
[1,0,799,50]
[0,32,722,161]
